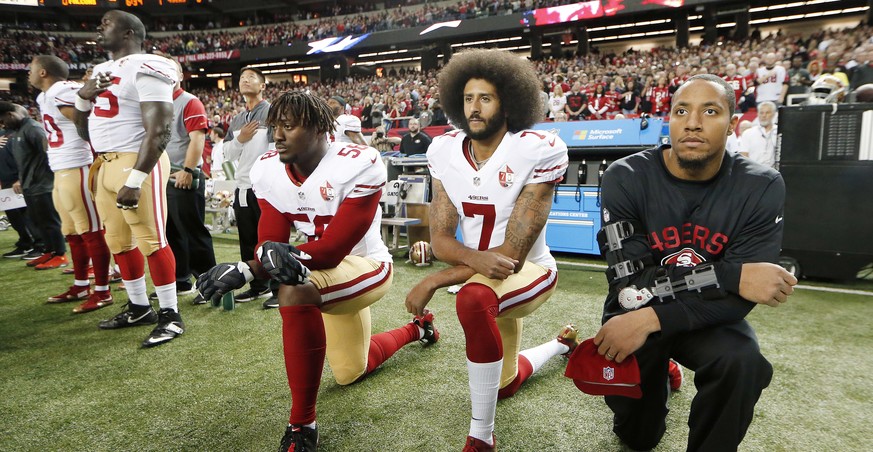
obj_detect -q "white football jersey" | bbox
[755,66,787,102]
[37,80,93,171]
[427,130,568,269]
[251,142,392,263]
[88,54,177,154]
[332,114,362,144]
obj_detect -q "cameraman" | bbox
[370,125,401,154]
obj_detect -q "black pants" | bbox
[167,174,216,285]
[24,191,65,255]
[5,206,40,250]
[233,187,269,292]
[606,320,772,452]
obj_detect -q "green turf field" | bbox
[0,229,870,451]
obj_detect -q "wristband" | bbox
[183,166,195,174]
[75,95,93,112]
[237,261,255,283]
[124,169,149,189]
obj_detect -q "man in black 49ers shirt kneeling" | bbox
[590,74,797,452]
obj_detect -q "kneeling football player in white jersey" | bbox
[404,49,575,451]
[196,92,439,452]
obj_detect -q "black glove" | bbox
[196,261,254,302]
[257,241,311,286]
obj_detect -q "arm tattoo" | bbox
[429,182,459,236]
[505,188,551,255]
[158,123,171,151]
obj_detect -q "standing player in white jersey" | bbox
[30,54,114,314]
[404,49,574,451]
[196,92,438,451]
[327,95,367,145]
[72,10,183,347]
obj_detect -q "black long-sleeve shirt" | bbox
[9,118,52,196]
[0,128,18,187]
[600,145,785,337]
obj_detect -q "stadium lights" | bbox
[749,5,869,24]
[357,49,409,58]
[748,0,843,13]
[248,61,299,68]
[206,73,232,78]
[598,19,671,32]
[591,29,674,42]
[261,66,320,74]
[450,37,522,48]
[352,56,421,66]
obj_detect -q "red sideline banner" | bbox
[175,50,240,63]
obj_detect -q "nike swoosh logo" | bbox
[775,215,783,224]
[59,173,70,177]
[370,156,378,164]
[266,249,276,268]
[292,249,312,261]
[122,167,133,172]
[128,311,153,323]
[217,264,236,281]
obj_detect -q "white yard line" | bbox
[556,260,873,297]
[793,285,873,297]
[556,260,607,270]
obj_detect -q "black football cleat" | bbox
[236,287,271,302]
[412,310,439,346]
[278,424,318,452]
[98,303,158,329]
[141,308,185,348]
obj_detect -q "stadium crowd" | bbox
[1,4,870,449]
[2,0,580,59]
[185,24,872,135]
[3,14,870,121]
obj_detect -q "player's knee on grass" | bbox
[333,366,366,386]
[607,396,668,451]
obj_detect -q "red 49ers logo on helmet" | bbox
[661,247,706,268]
[499,165,514,188]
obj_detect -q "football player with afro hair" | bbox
[437,48,544,135]
[406,49,573,451]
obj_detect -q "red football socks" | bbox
[497,355,533,399]
[280,305,326,426]
[457,283,503,363]
[146,246,176,286]
[365,323,420,376]
[82,230,111,286]
[66,234,90,282]
[114,248,145,281]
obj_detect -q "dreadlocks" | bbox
[438,49,542,133]
[267,91,336,135]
